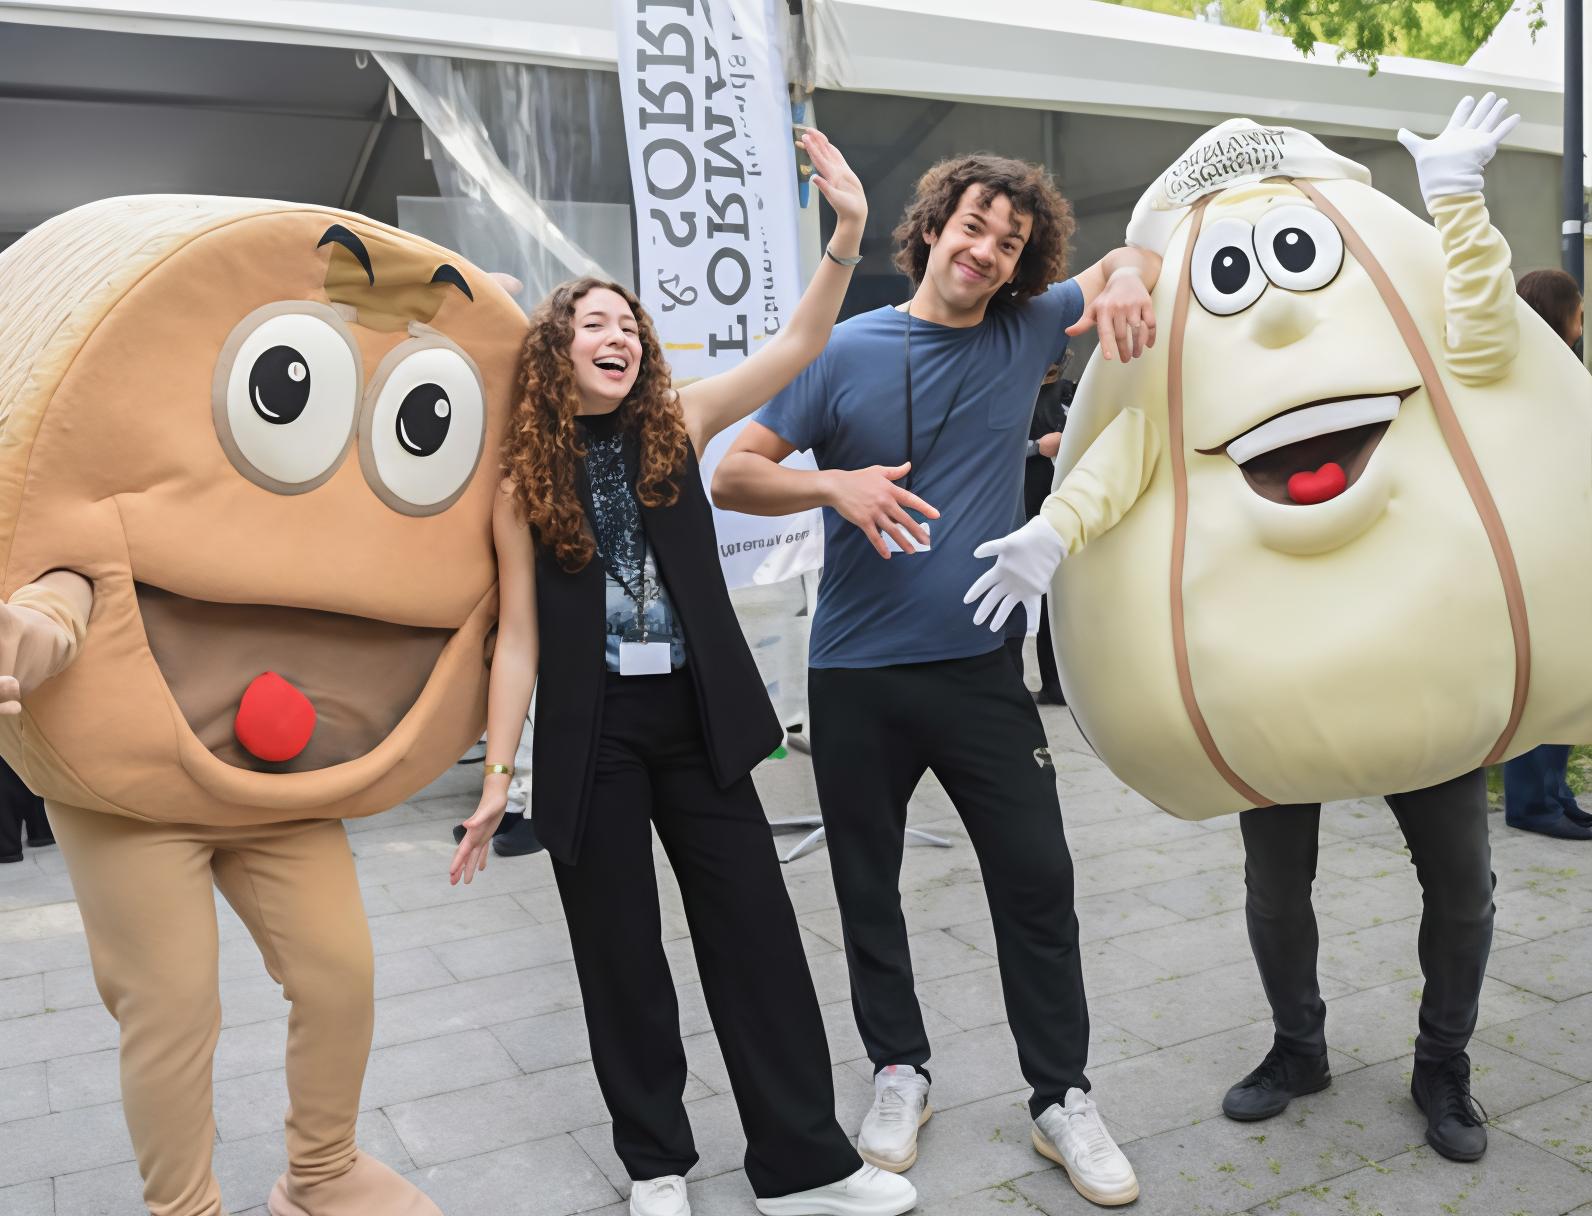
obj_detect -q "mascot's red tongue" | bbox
[235,672,317,762]
[1288,462,1348,506]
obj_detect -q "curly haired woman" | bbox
[447,131,915,1216]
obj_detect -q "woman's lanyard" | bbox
[902,306,977,493]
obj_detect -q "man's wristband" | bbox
[824,246,863,267]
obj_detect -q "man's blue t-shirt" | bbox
[756,279,1086,669]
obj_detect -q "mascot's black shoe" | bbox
[1411,1053,1488,1161]
[1222,1043,1331,1121]
[493,815,544,858]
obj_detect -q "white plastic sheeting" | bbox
[377,52,624,311]
[806,0,1565,154]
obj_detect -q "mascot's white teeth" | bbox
[1226,395,1403,466]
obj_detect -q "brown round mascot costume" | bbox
[0,195,522,1215]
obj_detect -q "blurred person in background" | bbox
[1502,268,1588,841]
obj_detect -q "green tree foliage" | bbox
[1099,1,1544,71]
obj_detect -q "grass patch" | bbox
[1486,745,1592,811]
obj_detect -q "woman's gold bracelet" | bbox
[484,763,515,778]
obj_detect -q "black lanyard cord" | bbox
[902,306,976,492]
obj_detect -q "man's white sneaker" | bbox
[752,1164,917,1216]
[630,1174,690,1216]
[1031,1089,1139,1207]
[857,1064,932,1172]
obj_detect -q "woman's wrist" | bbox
[828,219,864,259]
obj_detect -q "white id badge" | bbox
[619,640,673,676]
[884,521,931,554]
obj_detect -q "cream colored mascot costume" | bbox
[967,96,1591,1162]
[0,196,521,1215]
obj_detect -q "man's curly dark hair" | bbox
[891,154,1075,307]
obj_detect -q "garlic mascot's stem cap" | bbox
[1126,119,1372,255]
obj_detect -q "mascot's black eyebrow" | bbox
[429,263,474,301]
[317,224,374,284]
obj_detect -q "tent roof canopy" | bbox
[0,0,1568,153]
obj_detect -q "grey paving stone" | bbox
[52,1157,145,1216]
[888,1091,1053,1207]
[1495,1081,1592,1169]
[1258,1130,1592,1216]
[1140,868,1251,920]
[569,1089,749,1195]
[367,894,536,957]
[1326,975,1554,1066]
[370,961,584,1051]
[1025,1101,1365,1216]
[490,1006,594,1075]
[0,1179,53,1216]
[1090,960,1350,1050]
[0,1062,48,1123]
[1073,847,1205,900]
[844,1022,1031,1115]
[1308,874,1424,930]
[428,921,574,982]
[411,1132,621,1215]
[1314,839,1418,881]
[1065,812,1207,860]
[42,964,100,1012]
[1486,925,1592,1002]
[385,1062,611,1167]
[0,930,91,982]
[0,900,82,944]
[1478,994,1592,1082]
[1085,1019,1362,1141]
[0,1002,119,1071]
[211,1016,288,1084]
[0,972,44,1019]
[46,1048,120,1112]
[382,851,559,913]
[1073,889,1186,944]
[1493,883,1592,942]
[918,1180,1051,1214]
[0,1098,133,1188]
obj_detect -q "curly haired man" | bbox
[713,153,1160,1207]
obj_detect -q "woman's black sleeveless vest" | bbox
[530,433,783,864]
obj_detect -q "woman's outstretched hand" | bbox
[449,787,508,886]
[804,128,867,231]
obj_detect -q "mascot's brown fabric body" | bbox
[0,196,522,1215]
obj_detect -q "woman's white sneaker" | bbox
[1031,1089,1139,1206]
[752,1164,917,1215]
[857,1065,932,1172]
[630,1174,690,1216]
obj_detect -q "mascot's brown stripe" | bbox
[1298,181,1530,764]
[1168,197,1274,808]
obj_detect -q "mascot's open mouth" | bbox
[135,584,453,773]
[1203,388,1417,506]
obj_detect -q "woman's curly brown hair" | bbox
[892,154,1075,308]
[503,278,690,572]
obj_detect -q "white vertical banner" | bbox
[614,0,825,588]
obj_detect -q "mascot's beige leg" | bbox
[210,819,441,1216]
[47,803,227,1216]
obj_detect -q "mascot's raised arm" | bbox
[964,95,1592,818]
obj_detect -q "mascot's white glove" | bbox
[964,515,1065,634]
[1398,93,1521,210]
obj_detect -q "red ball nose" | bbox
[234,671,316,762]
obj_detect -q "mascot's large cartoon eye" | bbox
[1191,218,1266,316]
[1254,205,1345,293]
[213,303,362,494]
[359,338,486,516]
